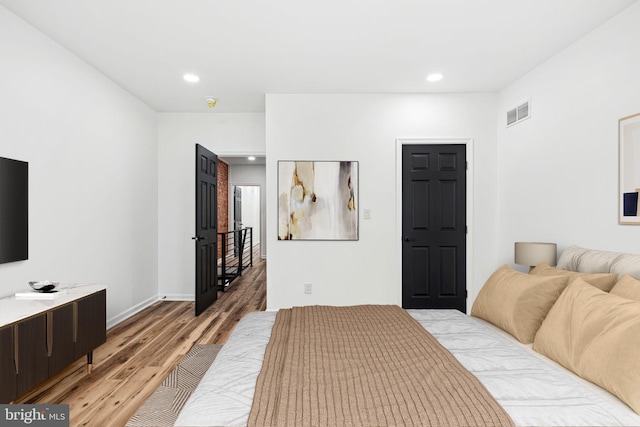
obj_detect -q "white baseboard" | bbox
[106,293,197,330]
[162,293,195,301]
[107,294,160,329]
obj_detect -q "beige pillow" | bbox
[471,264,570,344]
[529,262,618,292]
[610,274,640,301]
[533,279,640,414]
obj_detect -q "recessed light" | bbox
[183,73,200,83]
[248,156,256,161]
[426,73,444,82]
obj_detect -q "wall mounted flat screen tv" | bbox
[0,156,28,264]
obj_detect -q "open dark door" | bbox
[233,186,242,256]
[234,186,243,231]
[402,144,467,312]
[194,144,218,316]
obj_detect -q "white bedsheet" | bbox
[175,309,640,427]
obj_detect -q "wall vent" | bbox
[506,99,531,127]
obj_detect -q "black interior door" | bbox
[234,187,242,256]
[234,186,243,231]
[194,144,218,316]
[402,144,466,311]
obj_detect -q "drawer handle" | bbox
[14,326,19,374]
[46,312,54,357]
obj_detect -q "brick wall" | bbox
[218,160,229,259]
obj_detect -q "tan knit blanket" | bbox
[248,305,514,427]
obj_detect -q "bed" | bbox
[175,246,640,426]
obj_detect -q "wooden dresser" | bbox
[0,284,106,403]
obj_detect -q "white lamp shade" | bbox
[514,242,557,267]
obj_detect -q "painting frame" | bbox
[278,160,359,241]
[619,112,640,225]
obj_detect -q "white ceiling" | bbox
[1,0,636,113]
[220,156,266,166]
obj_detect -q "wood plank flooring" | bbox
[14,256,266,427]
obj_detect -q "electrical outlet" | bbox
[304,283,312,294]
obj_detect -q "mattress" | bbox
[175,309,640,427]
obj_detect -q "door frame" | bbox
[395,138,474,312]
[216,151,266,260]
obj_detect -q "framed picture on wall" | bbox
[619,112,640,224]
[278,160,358,240]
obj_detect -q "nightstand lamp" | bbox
[514,242,557,271]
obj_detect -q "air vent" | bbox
[506,99,531,127]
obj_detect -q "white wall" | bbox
[497,2,640,263]
[157,113,265,299]
[266,94,498,310]
[229,165,267,258]
[0,6,158,327]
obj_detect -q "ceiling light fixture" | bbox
[205,97,217,108]
[426,73,444,82]
[248,156,256,161]
[183,73,200,83]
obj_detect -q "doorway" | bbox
[233,185,261,250]
[399,141,470,312]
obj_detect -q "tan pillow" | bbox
[533,279,640,414]
[529,262,618,292]
[610,274,640,301]
[471,264,570,344]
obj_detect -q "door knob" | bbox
[192,236,204,241]
[404,236,411,241]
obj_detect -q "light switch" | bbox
[363,208,371,219]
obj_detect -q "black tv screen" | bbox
[0,156,28,264]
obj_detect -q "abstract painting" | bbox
[619,113,640,224]
[278,161,358,240]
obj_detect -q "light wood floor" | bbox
[15,255,266,427]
